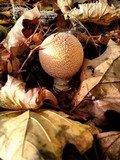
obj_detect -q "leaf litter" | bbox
[0,0,120,159]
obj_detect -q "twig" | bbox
[18,44,40,73]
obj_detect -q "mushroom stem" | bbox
[53,78,71,92]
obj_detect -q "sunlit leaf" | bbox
[0,110,93,160]
[0,75,58,110]
[58,0,120,25]
[0,11,12,18]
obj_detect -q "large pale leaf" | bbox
[0,110,93,160]
[2,6,41,56]
[73,40,120,108]
[58,0,120,25]
[0,75,58,110]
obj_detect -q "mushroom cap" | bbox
[39,32,84,79]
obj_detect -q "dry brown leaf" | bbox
[0,46,21,78]
[2,6,41,56]
[73,40,120,108]
[0,110,93,160]
[72,40,120,125]
[97,131,120,160]
[10,0,28,6]
[58,0,120,25]
[0,47,11,78]
[74,97,120,126]
[0,25,9,42]
[0,75,58,110]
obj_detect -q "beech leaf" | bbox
[0,75,58,110]
[0,110,93,160]
[2,7,41,56]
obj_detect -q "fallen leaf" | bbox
[10,0,28,6]
[0,19,14,25]
[73,40,120,107]
[58,0,120,25]
[0,109,93,160]
[0,11,12,18]
[0,47,10,78]
[97,131,120,160]
[2,6,41,56]
[74,97,120,126]
[57,0,74,13]
[0,25,9,42]
[8,55,21,77]
[0,75,58,110]
[72,40,120,125]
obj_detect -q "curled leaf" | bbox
[2,7,41,56]
[59,1,120,25]
[0,110,93,159]
[0,75,58,110]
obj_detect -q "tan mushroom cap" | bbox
[39,32,84,79]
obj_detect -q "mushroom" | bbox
[39,32,84,91]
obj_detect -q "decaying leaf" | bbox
[58,0,120,25]
[2,6,41,56]
[73,40,120,107]
[97,131,120,160]
[0,109,93,160]
[0,75,58,110]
